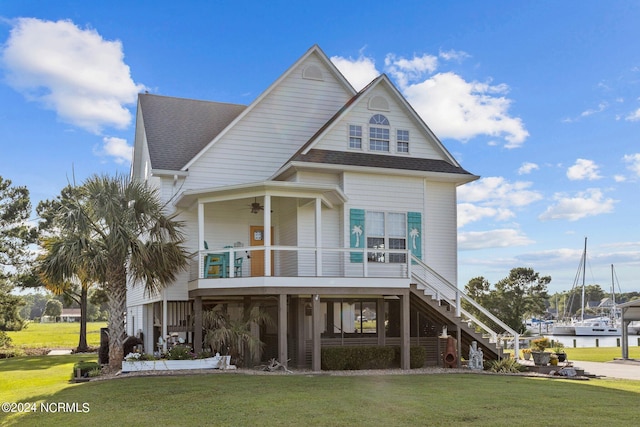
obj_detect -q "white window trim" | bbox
[366,211,407,263]
[348,124,363,150]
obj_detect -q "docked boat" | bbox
[573,316,620,336]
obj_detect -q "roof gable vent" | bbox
[303,65,324,81]
[368,95,390,111]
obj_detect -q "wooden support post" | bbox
[312,295,321,371]
[278,294,288,367]
[193,296,202,353]
[377,298,386,346]
[400,292,410,370]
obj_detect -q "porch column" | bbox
[193,296,202,353]
[312,294,321,371]
[400,292,410,370]
[198,202,205,277]
[376,298,386,346]
[315,197,322,276]
[296,299,305,367]
[278,294,288,367]
[264,195,271,276]
[162,290,168,352]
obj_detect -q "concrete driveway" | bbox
[571,359,640,380]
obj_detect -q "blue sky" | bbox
[1,1,639,294]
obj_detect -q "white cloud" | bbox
[626,108,640,121]
[330,54,379,91]
[332,50,529,148]
[623,153,640,177]
[1,18,145,133]
[94,136,132,164]
[458,229,533,250]
[567,159,602,181]
[439,49,470,62]
[384,53,438,88]
[518,162,539,175]
[457,177,542,227]
[538,188,616,221]
[402,72,529,148]
[458,177,543,207]
[457,203,514,227]
[580,102,608,117]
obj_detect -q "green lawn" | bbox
[5,322,107,349]
[511,346,640,362]
[1,354,639,426]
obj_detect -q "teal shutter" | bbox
[350,209,365,263]
[407,212,422,262]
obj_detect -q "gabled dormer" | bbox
[274,74,476,185]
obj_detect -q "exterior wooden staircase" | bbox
[410,255,520,364]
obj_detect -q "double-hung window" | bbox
[366,211,406,263]
[369,114,390,152]
[397,129,409,153]
[349,125,362,149]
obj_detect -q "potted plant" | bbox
[530,337,551,366]
[554,343,567,362]
[522,348,531,360]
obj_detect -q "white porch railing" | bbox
[190,246,411,281]
[410,255,520,359]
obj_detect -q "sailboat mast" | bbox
[581,237,587,323]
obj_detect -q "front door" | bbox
[250,226,274,276]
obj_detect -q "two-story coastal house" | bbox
[127,45,514,370]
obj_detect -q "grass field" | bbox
[5,322,107,349]
[1,354,639,427]
[508,346,640,362]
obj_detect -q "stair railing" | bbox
[410,255,520,359]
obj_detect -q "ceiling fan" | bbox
[250,198,264,214]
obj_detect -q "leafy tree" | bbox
[0,176,35,331]
[38,174,189,371]
[493,268,550,333]
[462,276,495,330]
[44,299,63,320]
[463,268,550,334]
[18,292,49,320]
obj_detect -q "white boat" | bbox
[553,239,623,337]
[573,316,620,336]
[551,322,575,335]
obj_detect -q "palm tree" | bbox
[38,174,190,371]
[203,303,274,367]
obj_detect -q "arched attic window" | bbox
[369,114,390,152]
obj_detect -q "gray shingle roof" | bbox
[139,93,246,170]
[291,149,473,176]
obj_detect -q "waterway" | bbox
[544,334,640,349]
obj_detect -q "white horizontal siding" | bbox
[424,181,458,285]
[185,54,351,190]
[314,84,445,160]
[344,172,425,212]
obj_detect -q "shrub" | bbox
[0,347,25,359]
[73,361,100,378]
[392,346,427,369]
[531,337,550,352]
[88,367,102,377]
[321,346,395,370]
[409,346,426,368]
[166,344,195,360]
[487,358,526,373]
[0,331,12,348]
